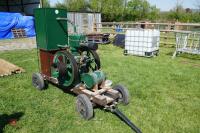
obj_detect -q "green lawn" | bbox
[0,45,200,133]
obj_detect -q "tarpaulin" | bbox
[0,12,35,39]
[113,34,125,48]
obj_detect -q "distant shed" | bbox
[68,12,101,34]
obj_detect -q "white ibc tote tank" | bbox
[125,29,160,57]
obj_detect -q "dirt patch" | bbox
[0,37,36,51]
[180,60,200,68]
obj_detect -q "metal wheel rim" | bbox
[77,100,87,117]
[33,76,40,88]
[118,93,123,102]
[53,52,74,86]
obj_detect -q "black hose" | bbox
[112,108,142,133]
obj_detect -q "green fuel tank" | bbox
[34,8,68,51]
[81,71,106,89]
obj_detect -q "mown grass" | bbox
[0,45,200,133]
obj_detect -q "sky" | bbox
[147,0,196,11]
[49,0,197,11]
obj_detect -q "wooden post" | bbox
[93,14,97,32]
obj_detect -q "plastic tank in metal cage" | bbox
[124,29,160,57]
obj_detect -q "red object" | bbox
[9,119,17,126]
[39,49,56,76]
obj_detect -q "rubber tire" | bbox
[76,94,93,120]
[32,73,46,90]
[123,50,128,56]
[113,84,129,105]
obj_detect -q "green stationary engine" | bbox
[32,8,141,132]
[33,8,104,90]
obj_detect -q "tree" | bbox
[54,0,160,22]
[168,0,185,21]
[148,5,160,21]
[55,2,68,9]
[89,0,124,21]
[42,0,50,7]
[89,0,104,12]
[55,0,88,11]
[67,0,87,11]
[124,0,159,21]
[165,0,200,22]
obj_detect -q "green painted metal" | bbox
[34,8,104,89]
[34,8,68,51]
[69,34,86,48]
[81,71,105,89]
[69,34,86,54]
[52,51,74,87]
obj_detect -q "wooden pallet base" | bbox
[11,28,27,38]
[72,83,120,106]
[0,59,25,77]
[42,74,120,107]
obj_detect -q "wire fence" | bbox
[93,22,200,47]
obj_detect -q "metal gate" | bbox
[173,31,200,58]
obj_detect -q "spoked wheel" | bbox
[79,46,100,72]
[32,73,47,90]
[113,84,130,105]
[53,51,79,87]
[76,94,93,120]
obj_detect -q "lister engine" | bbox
[33,8,104,90]
[32,8,141,133]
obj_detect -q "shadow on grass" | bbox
[166,51,200,60]
[50,82,77,96]
[0,112,24,133]
[166,51,174,56]
[179,54,200,60]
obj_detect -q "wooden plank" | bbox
[104,95,114,104]
[0,59,25,77]
[160,42,175,45]
[73,88,107,106]
[96,22,200,27]
[92,88,109,96]
[72,86,116,106]
[92,95,107,106]
[106,89,120,100]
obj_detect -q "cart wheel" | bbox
[53,51,79,87]
[32,73,47,90]
[76,94,93,120]
[155,51,159,56]
[113,84,129,105]
[123,50,128,56]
